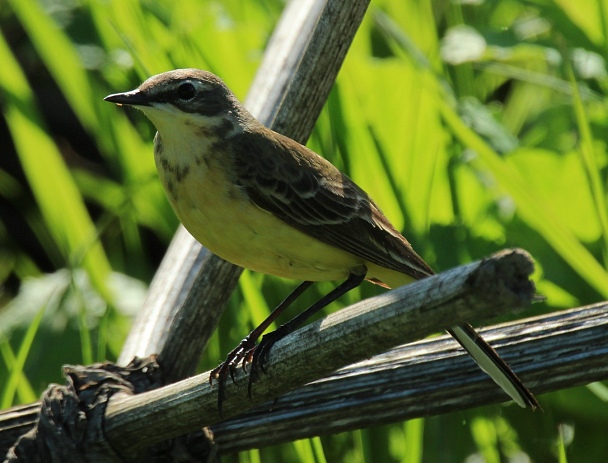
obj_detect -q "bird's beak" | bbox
[104,89,151,106]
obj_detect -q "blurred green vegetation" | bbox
[1,0,607,461]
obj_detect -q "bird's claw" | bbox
[209,337,258,416]
[210,325,292,416]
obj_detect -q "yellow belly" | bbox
[156,147,418,287]
[182,203,363,281]
[162,162,364,282]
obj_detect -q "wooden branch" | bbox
[103,249,536,458]
[0,404,39,457]
[4,252,608,457]
[118,0,371,384]
[4,303,607,459]
[212,303,608,453]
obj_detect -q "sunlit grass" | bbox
[1,0,607,461]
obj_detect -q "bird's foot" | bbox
[209,325,294,416]
[209,335,258,417]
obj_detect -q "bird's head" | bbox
[105,69,255,136]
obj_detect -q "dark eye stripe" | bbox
[146,78,234,117]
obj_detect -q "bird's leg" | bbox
[247,271,366,397]
[210,280,314,415]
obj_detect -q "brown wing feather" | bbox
[230,128,433,280]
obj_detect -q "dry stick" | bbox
[213,303,608,453]
[0,404,39,456]
[3,303,608,457]
[104,249,536,456]
[118,0,371,384]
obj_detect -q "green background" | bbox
[1,0,608,461]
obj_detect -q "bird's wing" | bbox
[232,129,541,411]
[231,129,433,280]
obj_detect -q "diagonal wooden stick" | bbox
[104,249,536,456]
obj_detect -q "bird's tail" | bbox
[448,323,539,409]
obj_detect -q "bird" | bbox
[105,68,538,413]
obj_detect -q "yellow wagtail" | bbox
[105,69,538,411]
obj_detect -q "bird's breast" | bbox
[154,145,363,281]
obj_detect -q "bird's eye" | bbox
[177,83,196,101]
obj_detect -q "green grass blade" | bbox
[557,424,570,463]
[565,57,608,267]
[7,0,97,131]
[0,303,46,408]
[0,341,37,406]
[470,416,500,463]
[403,418,424,463]
[439,98,608,297]
[0,32,113,301]
[292,438,318,463]
[239,270,272,330]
